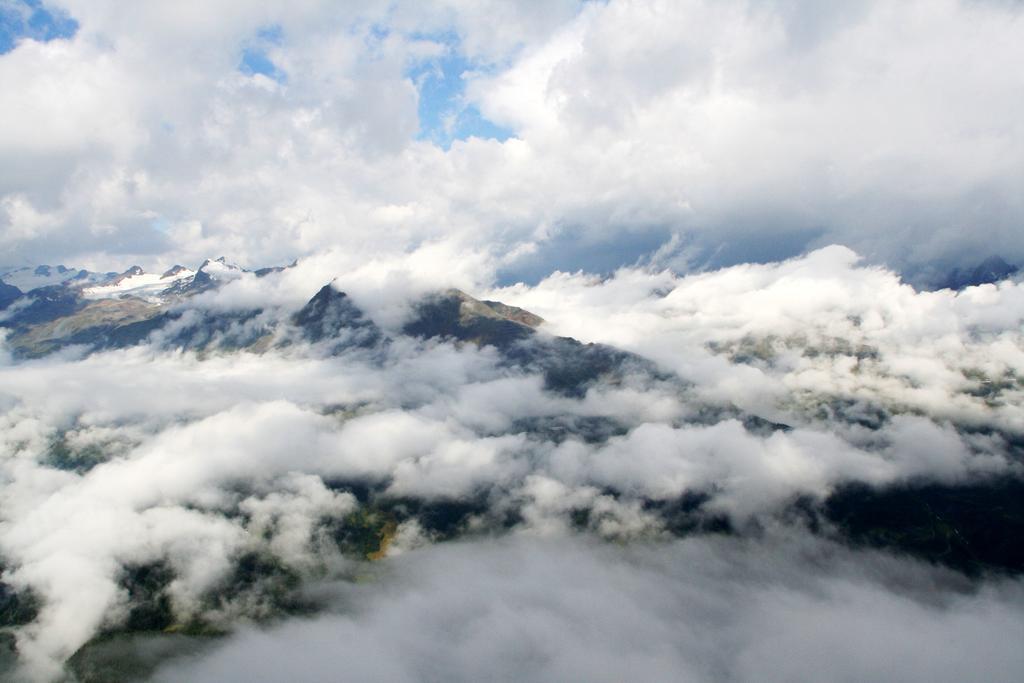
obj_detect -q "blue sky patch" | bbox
[0,0,78,54]
[239,24,286,83]
[408,35,514,149]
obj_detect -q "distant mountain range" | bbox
[0,258,266,356]
[934,255,1019,291]
[0,257,655,402]
[2,251,1024,683]
[0,256,258,305]
[1,256,1022,580]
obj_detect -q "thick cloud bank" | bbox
[490,245,1024,437]
[2,0,1023,279]
[154,536,1024,683]
[0,247,1022,680]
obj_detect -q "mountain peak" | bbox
[198,257,243,273]
[291,283,382,351]
[161,265,189,279]
[939,255,1019,290]
[0,264,97,292]
[402,288,539,349]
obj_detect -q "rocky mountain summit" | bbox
[0,260,649,398]
[0,258,262,356]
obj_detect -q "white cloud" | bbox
[0,244,1020,679]
[488,246,1024,435]
[151,536,1024,683]
[2,1,1022,277]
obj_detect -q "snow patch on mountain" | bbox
[198,257,245,281]
[0,265,111,292]
[83,267,196,303]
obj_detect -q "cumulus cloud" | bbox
[489,245,1024,435]
[2,1,1023,278]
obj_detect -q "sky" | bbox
[0,0,1022,285]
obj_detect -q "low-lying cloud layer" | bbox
[1,247,1022,680]
[154,536,1024,683]
[490,245,1024,434]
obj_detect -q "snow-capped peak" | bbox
[161,265,189,279]
[0,264,123,292]
[197,257,244,277]
[83,264,195,302]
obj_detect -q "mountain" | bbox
[0,262,657,400]
[82,265,195,302]
[160,265,189,279]
[938,255,1019,290]
[1,258,1022,583]
[402,288,540,349]
[3,286,85,327]
[292,284,383,352]
[183,257,245,292]
[399,288,656,396]
[2,257,1024,683]
[0,264,113,292]
[0,258,263,356]
[0,280,20,310]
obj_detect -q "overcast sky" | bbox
[1,0,1022,282]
